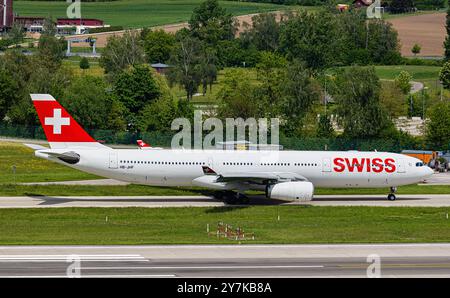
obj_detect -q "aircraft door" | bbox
[109,151,118,169]
[397,159,406,173]
[322,158,332,172]
[208,156,214,168]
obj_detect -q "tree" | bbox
[62,75,126,131]
[141,29,176,63]
[445,0,450,60]
[79,57,90,70]
[0,68,20,121]
[189,0,236,45]
[411,43,421,56]
[279,60,320,136]
[317,114,334,138]
[395,71,412,94]
[333,66,391,138]
[167,36,203,101]
[113,65,161,117]
[365,19,402,65]
[137,71,194,133]
[279,11,341,71]
[5,54,72,128]
[380,81,407,119]
[199,47,218,95]
[7,22,25,48]
[389,0,415,14]
[426,102,450,150]
[38,18,66,69]
[240,13,281,52]
[217,69,260,119]
[100,31,144,75]
[439,61,450,89]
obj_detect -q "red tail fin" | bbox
[31,94,106,149]
[137,140,151,148]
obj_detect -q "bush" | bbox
[88,26,124,34]
[403,57,444,66]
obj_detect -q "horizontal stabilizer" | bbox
[23,143,48,151]
[39,151,81,165]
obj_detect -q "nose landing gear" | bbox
[388,187,397,201]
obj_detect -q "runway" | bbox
[1,194,450,208]
[1,244,450,277]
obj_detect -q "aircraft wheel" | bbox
[238,193,250,205]
[387,194,396,201]
[212,191,225,200]
[224,191,238,205]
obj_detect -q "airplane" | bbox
[137,140,163,150]
[24,94,434,204]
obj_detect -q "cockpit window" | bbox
[416,162,424,167]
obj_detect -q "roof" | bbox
[151,63,170,68]
[402,150,434,155]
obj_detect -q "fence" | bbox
[0,123,426,152]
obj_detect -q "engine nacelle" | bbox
[268,181,314,202]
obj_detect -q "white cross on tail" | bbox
[45,109,70,134]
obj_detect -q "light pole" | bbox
[422,86,429,120]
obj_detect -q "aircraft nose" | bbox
[425,166,434,178]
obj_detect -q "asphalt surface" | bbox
[20,172,450,186]
[1,244,450,278]
[1,194,450,208]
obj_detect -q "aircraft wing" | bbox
[216,172,308,183]
[202,166,308,183]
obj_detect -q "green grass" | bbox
[382,10,445,20]
[374,65,450,101]
[0,184,204,196]
[374,65,441,81]
[0,142,99,183]
[1,184,450,197]
[63,59,105,77]
[0,206,449,245]
[14,0,285,29]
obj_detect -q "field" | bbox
[374,65,441,81]
[0,206,450,245]
[0,142,98,183]
[388,12,446,57]
[13,0,284,29]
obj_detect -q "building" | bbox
[151,63,170,74]
[14,17,107,35]
[0,0,13,31]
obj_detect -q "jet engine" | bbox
[267,181,314,201]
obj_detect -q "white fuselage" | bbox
[36,148,433,190]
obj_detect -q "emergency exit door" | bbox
[109,152,118,169]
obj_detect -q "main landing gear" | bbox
[214,191,250,205]
[388,187,397,201]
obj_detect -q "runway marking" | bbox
[0,274,176,278]
[81,265,325,270]
[0,254,144,259]
[0,254,147,262]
